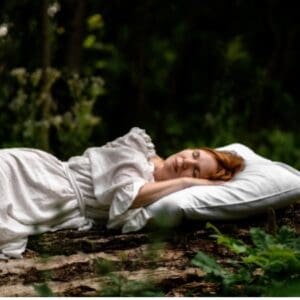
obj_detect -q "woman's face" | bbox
[157,149,218,180]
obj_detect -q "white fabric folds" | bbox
[0,127,156,258]
[0,149,90,259]
[82,127,156,229]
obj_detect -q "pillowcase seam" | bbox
[182,187,300,210]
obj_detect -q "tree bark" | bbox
[67,0,86,72]
[40,0,51,151]
[0,203,299,296]
[41,0,51,71]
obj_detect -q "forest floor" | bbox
[0,202,299,297]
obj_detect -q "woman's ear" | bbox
[214,168,233,181]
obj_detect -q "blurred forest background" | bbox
[0,0,300,167]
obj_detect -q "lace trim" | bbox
[131,127,156,158]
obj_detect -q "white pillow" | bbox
[122,143,300,233]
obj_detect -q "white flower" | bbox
[0,24,8,37]
[47,2,60,17]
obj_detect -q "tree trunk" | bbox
[41,0,51,72]
[67,0,86,72]
[40,0,51,151]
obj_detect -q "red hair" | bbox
[201,147,245,181]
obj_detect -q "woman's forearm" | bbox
[131,177,218,208]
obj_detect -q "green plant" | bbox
[2,68,104,158]
[192,223,300,296]
[98,273,164,297]
[257,129,300,170]
[33,282,55,297]
[96,258,163,297]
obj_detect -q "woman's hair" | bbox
[201,147,245,181]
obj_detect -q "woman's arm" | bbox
[131,177,221,208]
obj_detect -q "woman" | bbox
[0,127,244,258]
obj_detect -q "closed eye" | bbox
[192,150,200,159]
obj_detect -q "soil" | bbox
[0,202,299,296]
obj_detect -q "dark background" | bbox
[0,0,300,167]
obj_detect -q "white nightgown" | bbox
[0,127,156,259]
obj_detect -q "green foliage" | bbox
[53,74,105,158]
[265,277,300,297]
[87,14,104,31]
[99,273,164,297]
[96,258,163,297]
[225,36,250,64]
[245,227,300,275]
[0,68,104,158]
[82,12,113,75]
[192,251,225,278]
[192,223,300,296]
[257,129,300,169]
[33,283,55,297]
[1,1,300,164]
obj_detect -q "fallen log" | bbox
[0,203,299,296]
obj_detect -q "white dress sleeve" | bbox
[103,127,156,159]
[84,127,156,231]
[108,174,148,223]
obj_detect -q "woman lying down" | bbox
[0,127,244,258]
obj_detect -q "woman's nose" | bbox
[182,158,197,169]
